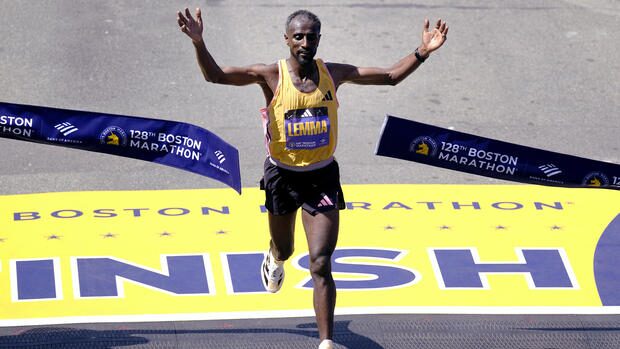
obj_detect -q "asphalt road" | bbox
[1,2,619,348]
[1,0,618,194]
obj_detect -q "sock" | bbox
[318,339,334,349]
[269,250,284,266]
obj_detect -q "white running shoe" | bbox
[318,339,334,349]
[261,250,284,293]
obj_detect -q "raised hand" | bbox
[421,18,449,54]
[177,7,204,43]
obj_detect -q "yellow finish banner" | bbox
[1,185,619,326]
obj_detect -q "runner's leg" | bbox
[302,208,339,341]
[268,210,297,261]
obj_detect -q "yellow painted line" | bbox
[0,184,619,326]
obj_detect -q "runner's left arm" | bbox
[330,19,448,87]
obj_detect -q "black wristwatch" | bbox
[414,47,427,63]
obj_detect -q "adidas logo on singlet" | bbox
[322,90,333,101]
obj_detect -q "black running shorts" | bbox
[260,158,346,216]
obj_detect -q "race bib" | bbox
[284,107,330,150]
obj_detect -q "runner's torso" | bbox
[260,59,339,171]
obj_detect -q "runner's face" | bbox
[285,17,321,66]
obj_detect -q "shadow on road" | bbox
[0,320,384,349]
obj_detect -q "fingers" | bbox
[177,7,203,33]
[432,18,449,41]
[438,19,448,40]
[185,7,195,23]
[196,7,203,27]
[177,12,187,28]
[424,18,448,35]
[177,11,187,27]
[434,18,447,33]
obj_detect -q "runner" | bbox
[177,8,448,348]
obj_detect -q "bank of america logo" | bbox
[54,122,79,136]
[214,150,226,164]
[538,164,562,177]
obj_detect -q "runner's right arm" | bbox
[177,7,273,86]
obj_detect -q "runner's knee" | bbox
[309,254,332,278]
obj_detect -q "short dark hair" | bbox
[285,10,321,33]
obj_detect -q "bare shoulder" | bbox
[251,62,278,77]
[222,62,278,79]
[254,62,279,90]
[325,62,356,75]
[324,62,358,87]
[248,63,280,91]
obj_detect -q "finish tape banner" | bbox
[0,102,241,193]
[0,184,619,327]
[376,115,620,190]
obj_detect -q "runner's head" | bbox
[285,10,321,66]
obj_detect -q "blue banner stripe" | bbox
[0,102,241,193]
[375,115,619,190]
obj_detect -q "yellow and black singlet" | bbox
[260,58,339,171]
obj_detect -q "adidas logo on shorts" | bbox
[317,193,334,208]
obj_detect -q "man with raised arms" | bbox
[177,7,448,349]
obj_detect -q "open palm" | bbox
[422,19,449,54]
